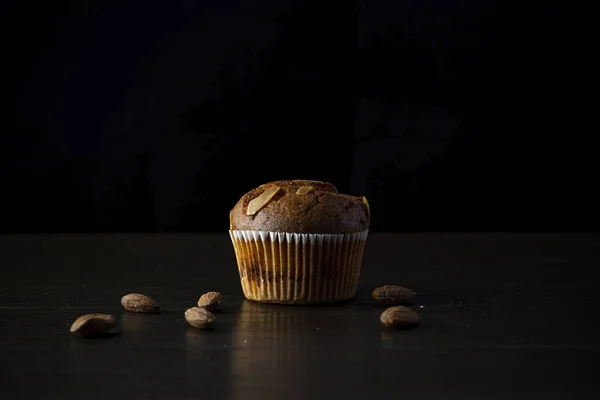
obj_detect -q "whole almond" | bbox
[121,293,160,313]
[70,313,119,337]
[380,306,420,328]
[185,307,216,329]
[197,291,224,312]
[372,285,416,305]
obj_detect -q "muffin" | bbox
[229,180,370,305]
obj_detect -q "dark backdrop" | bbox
[1,0,590,233]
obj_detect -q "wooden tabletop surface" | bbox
[1,233,599,399]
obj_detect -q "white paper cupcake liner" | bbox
[229,229,368,304]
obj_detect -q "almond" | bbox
[296,186,315,195]
[185,307,216,329]
[70,313,119,337]
[380,306,420,328]
[121,293,160,313]
[372,285,416,305]
[197,291,224,312]
[246,186,281,216]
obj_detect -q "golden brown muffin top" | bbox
[229,180,370,234]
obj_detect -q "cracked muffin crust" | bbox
[229,180,370,233]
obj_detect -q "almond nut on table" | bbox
[380,306,420,329]
[197,291,224,312]
[121,293,160,313]
[185,307,216,329]
[70,313,119,338]
[372,285,416,305]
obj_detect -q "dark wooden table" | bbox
[1,233,599,399]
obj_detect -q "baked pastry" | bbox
[229,179,370,305]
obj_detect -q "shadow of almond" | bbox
[184,326,211,355]
[183,314,233,399]
[120,311,158,334]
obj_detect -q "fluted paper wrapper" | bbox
[229,229,368,304]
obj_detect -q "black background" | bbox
[1,4,598,397]
[1,0,591,233]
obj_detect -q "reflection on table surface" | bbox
[233,300,304,373]
[2,233,598,399]
[228,300,383,398]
